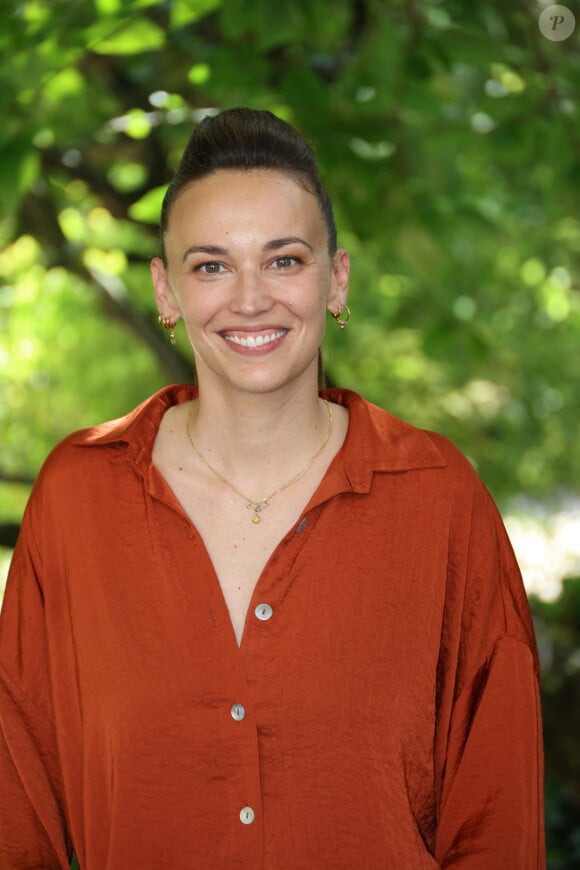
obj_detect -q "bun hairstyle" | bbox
[159,108,337,261]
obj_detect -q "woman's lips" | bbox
[222,329,288,352]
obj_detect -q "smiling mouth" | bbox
[223,329,288,349]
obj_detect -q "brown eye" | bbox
[271,256,299,269]
[197,262,224,274]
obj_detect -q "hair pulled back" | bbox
[160,108,337,260]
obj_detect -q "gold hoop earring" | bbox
[158,314,176,346]
[332,304,351,330]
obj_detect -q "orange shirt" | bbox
[0,386,545,869]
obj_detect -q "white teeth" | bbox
[224,330,286,348]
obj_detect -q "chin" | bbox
[196,348,321,397]
[224,364,318,398]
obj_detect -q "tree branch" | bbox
[19,186,193,384]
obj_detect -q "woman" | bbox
[0,109,544,868]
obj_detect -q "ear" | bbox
[326,248,350,316]
[150,258,182,323]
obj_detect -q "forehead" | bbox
[166,169,324,239]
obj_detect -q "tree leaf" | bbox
[89,18,166,54]
[128,186,166,224]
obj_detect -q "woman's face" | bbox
[151,169,349,400]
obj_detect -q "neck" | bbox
[188,377,330,491]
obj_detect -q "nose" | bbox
[230,266,273,316]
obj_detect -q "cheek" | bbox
[288,272,332,312]
[178,285,221,323]
[284,293,326,321]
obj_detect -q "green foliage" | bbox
[531,578,580,866]
[0,0,576,507]
[1,0,577,509]
[544,779,580,870]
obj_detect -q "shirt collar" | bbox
[69,383,197,447]
[69,384,446,488]
[319,388,446,499]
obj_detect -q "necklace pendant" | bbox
[187,399,333,528]
[248,499,268,524]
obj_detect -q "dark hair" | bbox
[159,108,337,261]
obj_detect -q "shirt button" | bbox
[240,806,255,825]
[231,703,246,721]
[296,517,308,533]
[255,603,273,621]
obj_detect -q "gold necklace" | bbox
[186,400,333,524]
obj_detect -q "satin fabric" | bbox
[0,386,545,868]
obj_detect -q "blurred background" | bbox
[0,0,579,863]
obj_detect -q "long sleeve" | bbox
[0,502,71,869]
[433,473,545,868]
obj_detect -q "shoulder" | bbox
[421,429,481,484]
[31,384,196,496]
[327,388,483,492]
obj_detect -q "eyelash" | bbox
[195,262,225,274]
[271,255,301,269]
[193,255,302,274]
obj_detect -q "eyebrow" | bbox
[264,237,314,253]
[182,245,227,263]
[182,236,314,263]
